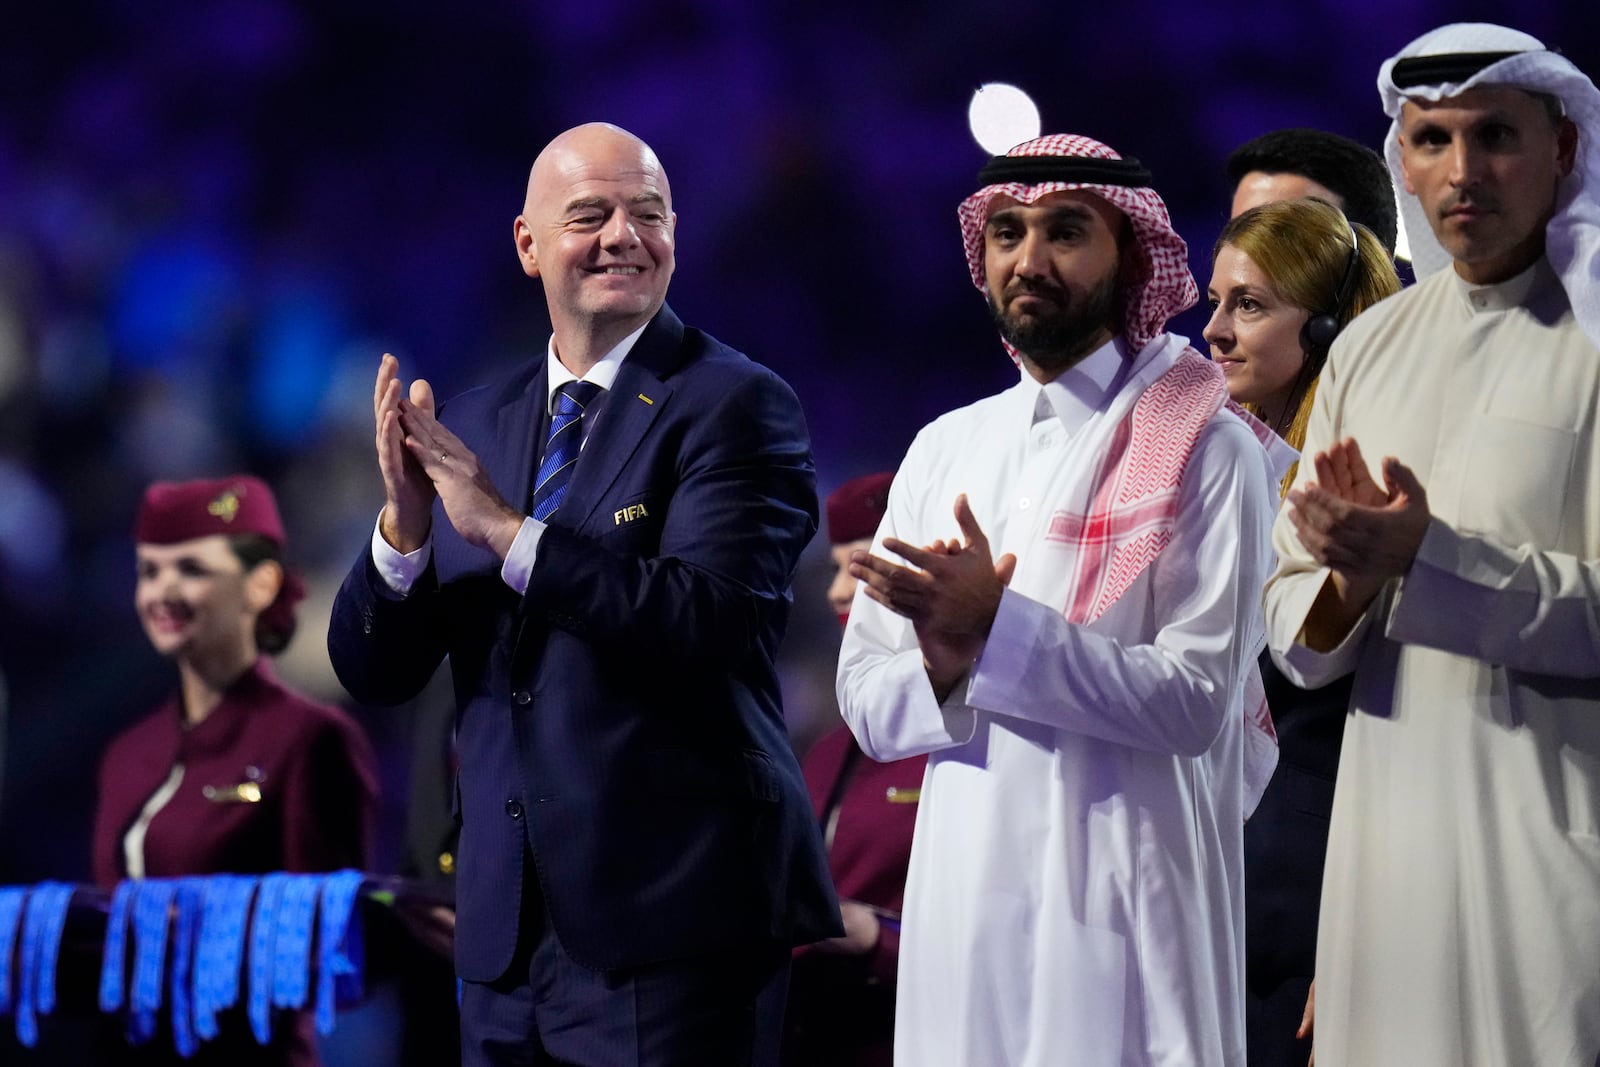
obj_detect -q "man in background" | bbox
[1228,127,1400,256]
[1223,129,1401,1067]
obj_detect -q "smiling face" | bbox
[1399,85,1576,284]
[514,123,676,363]
[982,190,1125,382]
[1204,243,1311,426]
[134,535,273,664]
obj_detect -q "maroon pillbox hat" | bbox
[825,472,895,546]
[134,475,287,547]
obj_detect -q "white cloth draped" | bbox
[838,334,1279,1066]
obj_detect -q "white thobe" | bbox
[838,335,1278,1066]
[1264,260,1600,1067]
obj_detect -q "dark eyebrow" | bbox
[1406,108,1521,138]
[987,203,1097,228]
[1038,203,1097,224]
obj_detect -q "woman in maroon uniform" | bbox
[91,475,378,1066]
[785,472,926,1067]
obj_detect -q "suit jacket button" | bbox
[513,690,532,706]
[505,800,524,820]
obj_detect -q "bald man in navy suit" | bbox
[329,122,840,1067]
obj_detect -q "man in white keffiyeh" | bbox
[836,133,1284,1066]
[1264,23,1600,1067]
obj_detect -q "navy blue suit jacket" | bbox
[329,305,841,981]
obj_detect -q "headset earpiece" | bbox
[1301,310,1342,354]
[1301,213,1361,356]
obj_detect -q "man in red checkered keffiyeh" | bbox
[837,133,1287,1065]
[956,133,1198,355]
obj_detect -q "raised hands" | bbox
[1286,437,1432,650]
[373,354,525,560]
[375,353,437,553]
[1288,437,1430,578]
[850,494,1017,700]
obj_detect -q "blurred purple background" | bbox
[0,0,1593,896]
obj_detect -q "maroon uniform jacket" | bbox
[91,658,378,1066]
[785,725,925,1066]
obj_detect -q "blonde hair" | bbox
[1215,197,1402,494]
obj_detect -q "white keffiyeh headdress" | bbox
[1379,22,1600,349]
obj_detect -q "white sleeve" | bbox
[1262,505,1383,688]
[498,517,548,595]
[961,420,1277,756]
[836,432,980,762]
[1383,519,1600,677]
[1262,342,1380,687]
[369,515,431,596]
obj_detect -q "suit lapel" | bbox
[559,306,686,529]
[561,368,673,529]
[495,363,550,514]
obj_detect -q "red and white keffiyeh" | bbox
[1053,352,1232,625]
[957,133,1198,351]
[1038,336,1281,816]
[955,133,1281,814]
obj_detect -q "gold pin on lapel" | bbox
[886,786,920,804]
[637,393,654,405]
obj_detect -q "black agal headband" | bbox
[1391,50,1529,88]
[977,154,1152,189]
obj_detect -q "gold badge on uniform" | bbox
[207,489,242,523]
[203,782,262,804]
[203,764,264,803]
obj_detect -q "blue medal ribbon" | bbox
[16,881,74,1048]
[129,878,179,1045]
[193,873,258,1041]
[167,877,207,1058]
[98,879,137,1013]
[314,870,366,1036]
[247,872,290,1045]
[0,886,27,1016]
[270,874,320,1013]
[31,883,73,1019]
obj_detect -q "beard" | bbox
[987,266,1122,375]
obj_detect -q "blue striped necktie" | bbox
[530,381,602,521]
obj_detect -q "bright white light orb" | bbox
[968,83,1042,156]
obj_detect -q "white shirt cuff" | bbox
[500,517,547,595]
[965,586,1042,713]
[370,516,431,596]
[1274,575,1376,686]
